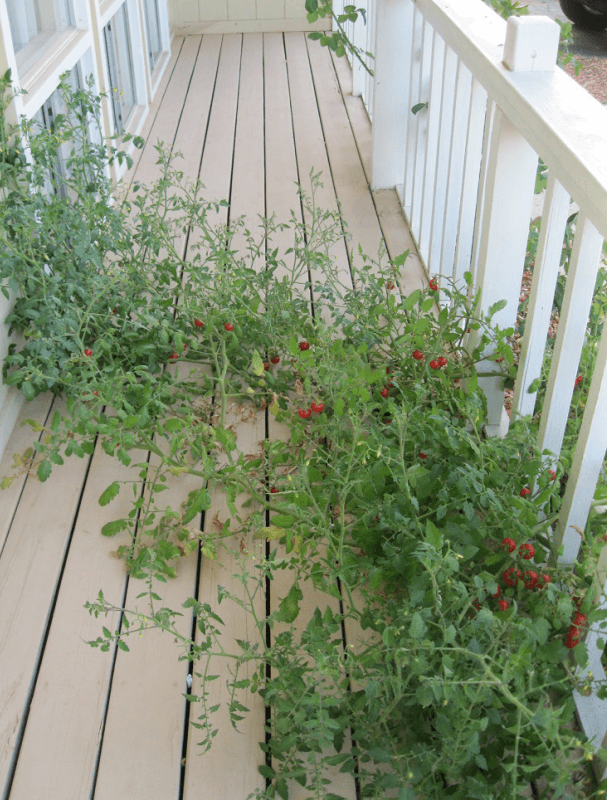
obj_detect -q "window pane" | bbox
[142,0,162,72]
[32,65,83,198]
[6,0,74,72]
[104,4,136,134]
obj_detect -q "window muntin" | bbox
[103,3,136,134]
[6,0,74,74]
[142,0,162,72]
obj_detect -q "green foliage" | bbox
[305,1,373,75]
[2,78,606,799]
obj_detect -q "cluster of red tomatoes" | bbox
[499,537,588,649]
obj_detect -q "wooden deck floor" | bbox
[0,33,424,800]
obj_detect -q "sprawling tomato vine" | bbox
[1,76,607,800]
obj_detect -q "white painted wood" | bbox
[472,107,538,429]
[511,176,570,419]
[411,0,607,241]
[418,30,445,265]
[502,15,559,73]
[370,0,413,191]
[409,16,433,247]
[451,79,487,290]
[553,294,607,563]
[572,624,607,774]
[427,45,457,278]
[537,214,604,460]
[466,93,497,290]
[438,59,471,282]
[172,17,326,34]
[333,0,345,26]
[362,0,376,117]
[402,6,423,216]
[351,0,367,97]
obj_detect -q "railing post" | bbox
[371,0,412,190]
[472,15,560,437]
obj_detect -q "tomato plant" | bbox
[1,75,606,800]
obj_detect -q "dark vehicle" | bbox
[558,0,607,30]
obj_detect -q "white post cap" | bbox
[503,15,560,72]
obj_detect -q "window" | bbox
[104,4,136,133]
[6,0,74,75]
[32,65,83,198]
[142,0,162,73]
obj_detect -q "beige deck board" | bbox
[132,36,201,185]
[92,460,200,800]
[330,51,428,294]
[0,400,92,792]
[231,33,265,230]
[182,400,267,800]
[128,36,185,180]
[0,394,53,554]
[264,32,305,287]
[96,42,223,792]
[284,32,353,305]
[198,34,242,220]
[7,445,134,800]
[0,33,420,800]
[307,38,385,269]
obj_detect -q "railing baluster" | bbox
[512,176,570,419]
[364,0,376,116]
[471,106,539,434]
[574,582,607,762]
[410,17,433,246]
[537,214,604,461]
[351,0,368,97]
[452,79,487,288]
[428,46,457,279]
[439,60,471,282]
[332,0,344,30]
[551,235,607,563]
[418,31,446,266]
[402,7,424,216]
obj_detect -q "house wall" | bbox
[0,0,172,459]
[168,0,326,34]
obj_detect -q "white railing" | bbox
[336,0,607,769]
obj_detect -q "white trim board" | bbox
[172,17,325,34]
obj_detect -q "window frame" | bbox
[99,0,147,143]
[103,3,137,134]
[1,0,91,83]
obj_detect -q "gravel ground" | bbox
[524,0,607,104]
[563,57,607,104]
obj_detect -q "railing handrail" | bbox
[416,0,607,241]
